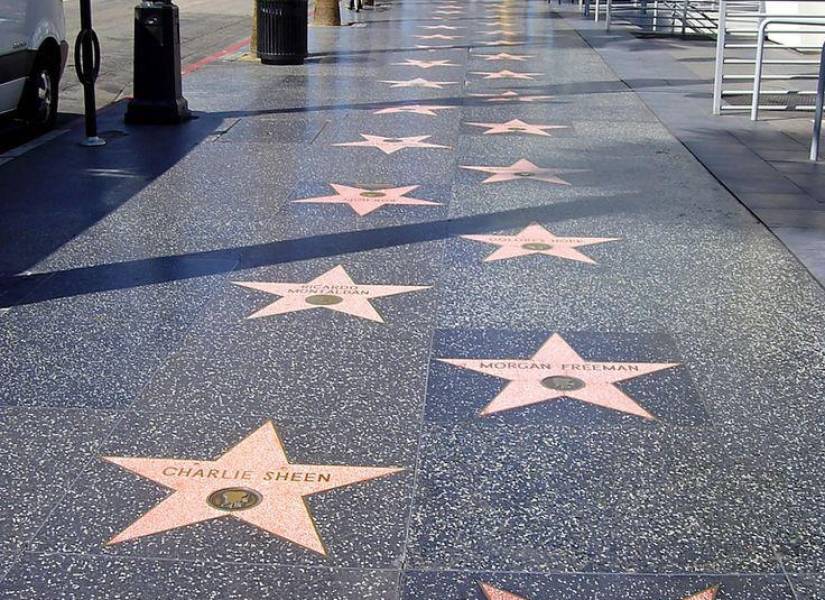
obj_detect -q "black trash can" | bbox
[257,0,308,65]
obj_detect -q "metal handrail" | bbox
[750,17,825,120]
[811,41,825,160]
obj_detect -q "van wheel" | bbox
[20,53,59,132]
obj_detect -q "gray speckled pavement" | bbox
[1,0,824,598]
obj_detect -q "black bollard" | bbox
[125,0,191,124]
[75,0,105,146]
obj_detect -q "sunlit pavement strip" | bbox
[0,0,824,597]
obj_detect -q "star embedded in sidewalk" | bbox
[479,39,520,46]
[333,134,450,155]
[480,583,527,600]
[483,29,517,36]
[460,158,584,185]
[479,583,719,600]
[374,104,456,116]
[685,586,720,600]
[433,9,462,14]
[293,183,441,216]
[468,90,554,102]
[471,69,541,80]
[415,33,462,40]
[233,265,430,322]
[461,223,619,263]
[476,52,534,61]
[392,58,460,68]
[465,118,568,137]
[418,24,463,29]
[103,421,403,554]
[438,333,679,418]
[379,77,458,89]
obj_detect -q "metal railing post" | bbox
[810,42,825,161]
[74,0,105,146]
[750,18,769,120]
[712,0,727,114]
[606,0,612,30]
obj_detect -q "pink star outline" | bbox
[293,183,441,216]
[334,134,451,155]
[438,333,680,419]
[460,158,585,185]
[461,223,619,264]
[232,265,430,323]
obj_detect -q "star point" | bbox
[476,52,534,61]
[461,223,619,263]
[439,333,679,419]
[294,183,441,216]
[468,90,554,103]
[233,265,430,322]
[480,583,528,600]
[460,158,585,185]
[104,421,404,554]
[465,118,569,137]
[334,133,451,155]
[415,33,462,40]
[373,104,456,116]
[392,58,460,69]
[379,77,458,89]
[471,69,541,80]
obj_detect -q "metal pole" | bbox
[751,18,769,121]
[75,0,105,146]
[712,0,727,114]
[810,42,825,161]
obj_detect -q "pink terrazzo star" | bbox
[379,77,458,89]
[479,40,520,46]
[439,333,679,418]
[465,118,568,137]
[103,422,402,554]
[373,104,456,116]
[685,587,720,600]
[480,582,719,600]
[392,58,460,68]
[461,223,619,263]
[334,134,450,155]
[472,69,541,80]
[480,583,527,600]
[293,183,441,216]
[476,52,534,61]
[418,24,464,29]
[233,265,430,322]
[415,33,462,40]
[468,90,554,102]
[460,158,584,185]
[483,29,517,36]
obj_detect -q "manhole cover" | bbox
[305,294,344,305]
[207,488,262,511]
[541,375,586,392]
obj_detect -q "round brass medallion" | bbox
[541,375,586,392]
[207,488,262,511]
[522,242,553,251]
[305,294,344,306]
[360,191,387,198]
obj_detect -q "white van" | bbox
[0,0,68,131]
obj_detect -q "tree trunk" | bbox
[313,0,341,25]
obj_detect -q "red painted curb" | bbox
[181,36,252,76]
